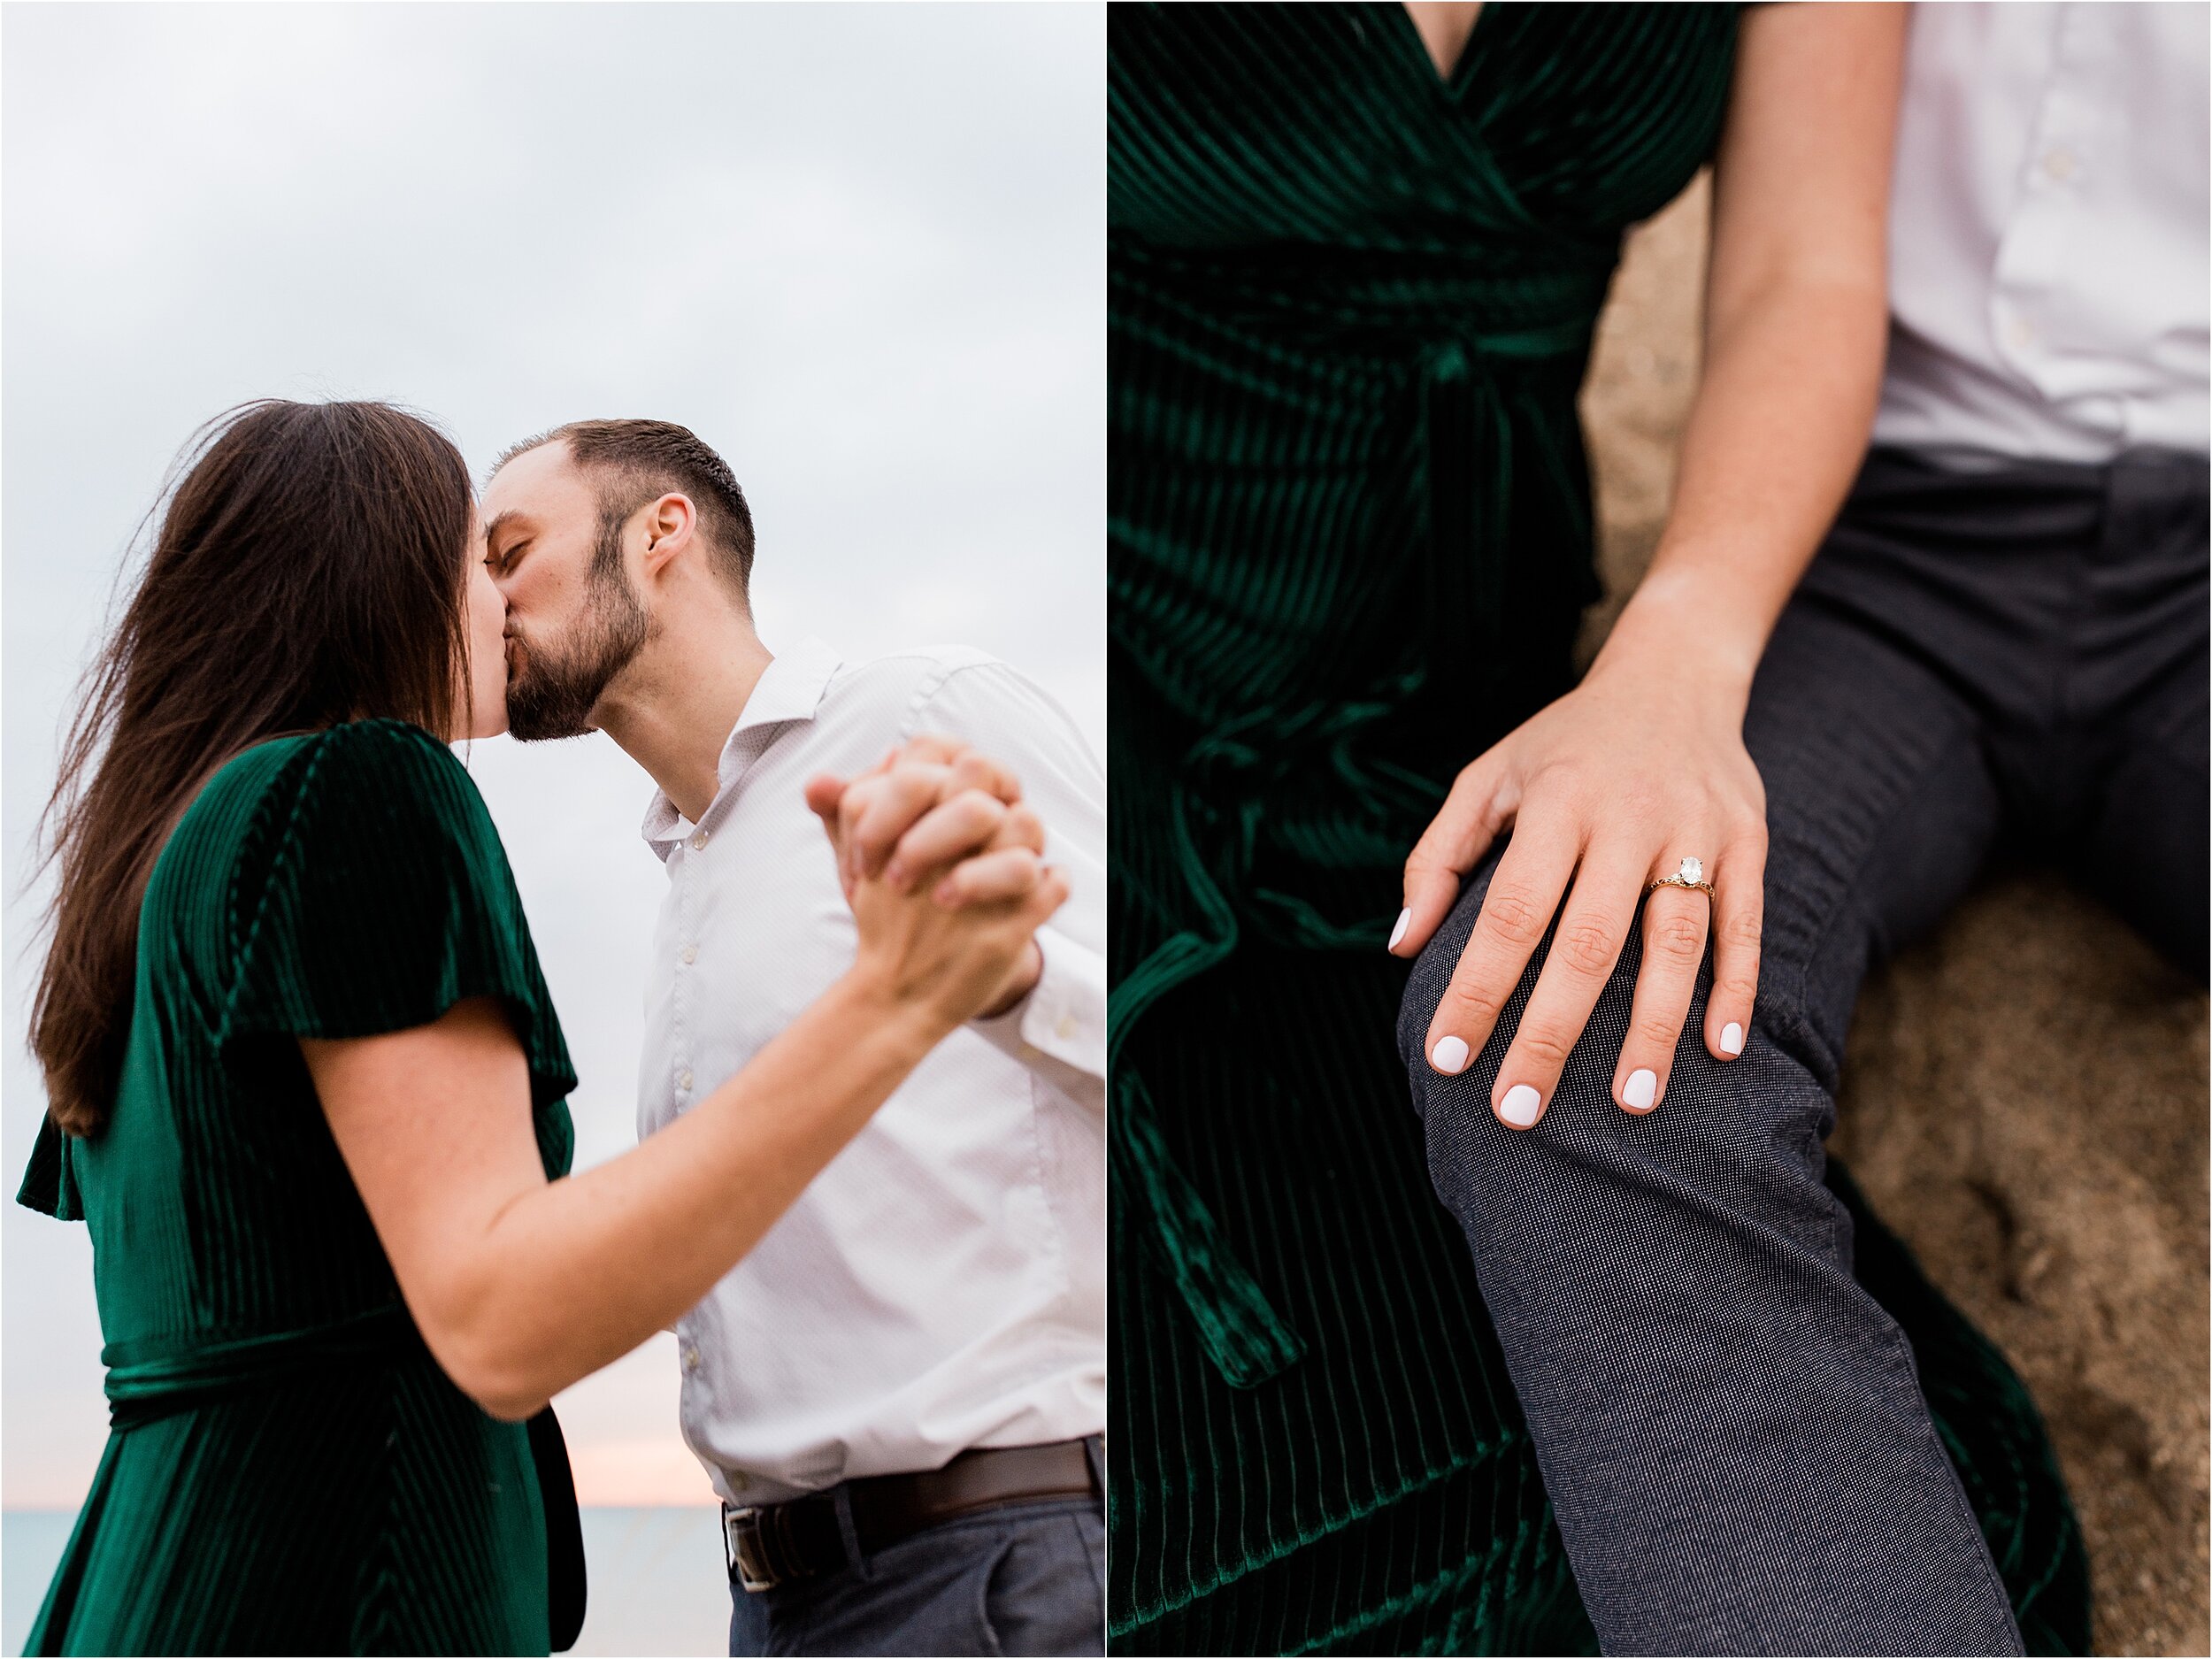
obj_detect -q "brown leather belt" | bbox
[722,1439,1101,1594]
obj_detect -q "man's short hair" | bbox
[496,419,756,598]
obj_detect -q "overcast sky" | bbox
[3,2,1102,1509]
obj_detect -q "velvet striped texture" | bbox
[1106,7,2088,1653]
[20,719,579,1655]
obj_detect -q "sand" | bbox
[1577,174,2210,1656]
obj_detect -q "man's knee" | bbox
[1396,849,1709,1200]
[1396,849,1845,1269]
[1397,845,1736,1125]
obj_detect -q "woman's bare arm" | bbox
[1612,1,1907,687]
[306,856,1065,1421]
[1399,4,1906,1125]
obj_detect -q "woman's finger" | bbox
[1025,864,1072,926]
[943,749,1024,809]
[1487,840,1646,1129]
[892,732,1020,821]
[803,772,849,839]
[1421,803,1578,1080]
[932,846,1043,908]
[980,864,1071,948]
[804,772,861,895]
[1394,749,1510,957]
[884,791,1012,888]
[890,794,1045,890]
[895,733,972,770]
[841,761,955,880]
[982,803,1048,858]
[1611,870,1713,1116]
[887,799,1047,892]
[1705,827,1768,1061]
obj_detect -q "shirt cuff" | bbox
[970,926,1105,1115]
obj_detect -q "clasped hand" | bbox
[805,736,1063,1027]
[1393,641,1769,1129]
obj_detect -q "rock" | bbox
[1831,879,2208,1658]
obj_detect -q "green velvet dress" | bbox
[1107,5,2090,1654]
[19,719,580,1656]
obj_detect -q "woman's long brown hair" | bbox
[32,400,477,1136]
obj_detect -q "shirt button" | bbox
[1056,1013,1078,1040]
[687,829,710,851]
[681,945,698,965]
[683,1346,701,1372]
[728,1471,750,1494]
[2041,147,2077,182]
[678,1069,694,1092]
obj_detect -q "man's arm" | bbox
[306,849,1065,1422]
[966,920,1105,1116]
[810,663,1106,1115]
[916,666,1104,1113]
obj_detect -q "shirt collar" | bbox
[640,634,844,849]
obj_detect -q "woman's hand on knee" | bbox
[1394,651,1769,1129]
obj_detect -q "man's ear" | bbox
[640,492,698,578]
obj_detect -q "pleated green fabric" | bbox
[1106,6,2091,1653]
[19,718,579,1656]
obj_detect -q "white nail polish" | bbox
[1624,1068,1657,1110]
[1432,1035,1471,1074]
[1500,1084,1542,1128]
[1721,1022,1745,1056]
[1388,909,1410,951]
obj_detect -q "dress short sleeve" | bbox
[221,721,579,1132]
[17,1118,81,1219]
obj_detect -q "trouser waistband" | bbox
[722,1437,1103,1593]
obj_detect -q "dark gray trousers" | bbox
[726,1486,1105,1657]
[1401,446,2208,1655]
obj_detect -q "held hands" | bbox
[1392,635,1769,1130]
[804,737,1064,1030]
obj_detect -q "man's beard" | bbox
[505,518,652,741]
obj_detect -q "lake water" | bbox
[3,1507,729,1655]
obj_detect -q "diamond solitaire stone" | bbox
[1678,856,1703,884]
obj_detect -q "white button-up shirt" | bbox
[1873,3,2208,462]
[638,637,1105,1505]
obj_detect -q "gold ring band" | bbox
[1646,856,1715,900]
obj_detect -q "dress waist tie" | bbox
[1113,326,1581,1389]
[103,1302,420,1429]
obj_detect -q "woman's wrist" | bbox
[1591,561,1781,706]
[824,964,960,1064]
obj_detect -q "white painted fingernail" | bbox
[1431,1035,1471,1074]
[1388,909,1410,951]
[1499,1085,1543,1128]
[1721,1022,1745,1056]
[1624,1068,1657,1110]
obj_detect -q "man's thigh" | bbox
[729,1498,1105,1658]
[1392,577,2018,1404]
[1743,592,2008,1080]
[1395,585,2008,1319]
[2082,634,2208,976]
[1389,570,2024,1656]
[2078,451,2210,978]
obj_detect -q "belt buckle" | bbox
[722,1505,782,1594]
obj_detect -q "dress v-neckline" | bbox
[1395,2,1491,96]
